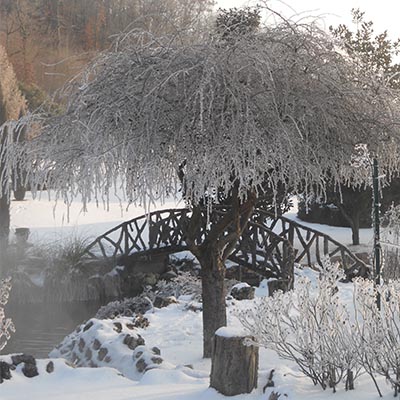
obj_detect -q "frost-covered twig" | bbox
[0,277,15,352]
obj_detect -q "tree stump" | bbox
[210,327,258,396]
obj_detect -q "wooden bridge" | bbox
[81,208,370,283]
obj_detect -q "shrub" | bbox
[0,277,15,352]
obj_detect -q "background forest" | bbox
[0,0,214,103]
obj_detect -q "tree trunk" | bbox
[351,212,360,246]
[198,247,227,358]
[210,331,258,395]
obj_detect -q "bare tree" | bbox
[2,9,400,356]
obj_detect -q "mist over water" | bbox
[4,300,103,357]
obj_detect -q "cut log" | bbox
[210,327,258,396]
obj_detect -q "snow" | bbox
[215,326,248,338]
[1,195,390,399]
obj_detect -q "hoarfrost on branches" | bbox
[239,260,357,392]
[0,277,15,352]
[2,9,400,209]
[239,259,400,396]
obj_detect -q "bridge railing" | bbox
[81,207,369,280]
[253,210,370,278]
[83,209,189,262]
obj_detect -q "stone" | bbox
[11,354,36,366]
[151,347,161,355]
[78,338,86,352]
[231,284,255,301]
[98,347,108,361]
[83,321,94,332]
[135,351,143,359]
[151,356,163,365]
[133,314,149,328]
[104,356,112,363]
[0,361,12,381]
[123,333,145,350]
[85,348,93,360]
[113,322,123,333]
[136,358,147,373]
[268,280,291,296]
[153,296,178,309]
[46,361,54,374]
[22,362,39,378]
[93,339,101,350]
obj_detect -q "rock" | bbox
[93,339,101,350]
[78,338,86,352]
[152,346,161,355]
[85,348,92,360]
[22,362,39,378]
[231,284,255,301]
[98,347,108,361]
[151,356,163,365]
[11,354,36,366]
[123,334,145,350]
[83,321,94,332]
[0,361,12,382]
[268,280,291,296]
[133,314,149,328]
[186,302,202,312]
[135,351,143,359]
[104,356,112,363]
[46,361,54,374]
[113,322,123,333]
[126,323,135,330]
[136,358,147,373]
[153,296,177,308]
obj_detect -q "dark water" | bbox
[3,301,103,358]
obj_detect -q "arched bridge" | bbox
[81,208,370,283]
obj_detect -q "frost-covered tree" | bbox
[2,8,400,357]
[0,44,26,257]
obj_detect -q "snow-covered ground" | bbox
[1,194,385,400]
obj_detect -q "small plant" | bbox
[0,277,15,352]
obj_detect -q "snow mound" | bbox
[50,316,174,380]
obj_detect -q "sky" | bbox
[216,0,400,40]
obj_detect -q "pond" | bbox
[3,301,103,358]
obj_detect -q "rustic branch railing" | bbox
[252,210,370,278]
[81,207,369,281]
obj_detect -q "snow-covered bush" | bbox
[96,272,202,319]
[352,279,400,397]
[381,204,400,281]
[239,260,360,392]
[0,277,15,352]
[95,296,153,319]
[150,272,202,301]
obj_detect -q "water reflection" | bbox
[3,301,103,358]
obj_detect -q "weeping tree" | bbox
[2,8,400,357]
[0,45,26,260]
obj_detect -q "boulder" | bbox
[231,283,255,301]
